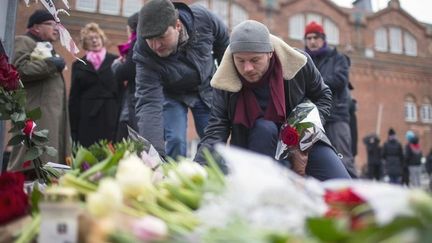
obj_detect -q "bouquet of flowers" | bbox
[275,99,328,175]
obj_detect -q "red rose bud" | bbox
[0,54,20,91]
[23,120,36,138]
[281,125,299,146]
[324,188,365,206]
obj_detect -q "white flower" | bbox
[87,178,123,217]
[116,153,154,199]
[168,159,207,186]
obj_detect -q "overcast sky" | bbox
[331,0,432,24]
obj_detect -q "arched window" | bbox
[420,97,432,123]
[76,0,97,12]
[195,0,248,29]
[404,95,417,122]
[374,26,417,56]
[288,13,340,45]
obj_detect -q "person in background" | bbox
[194,20,351,181]
[363,134,382,181]
[9,9,71,172]
[381,128,404,184]
[69,23,120,147]
[304,21,356,178]
[112,12,139,139]
[133,0,229,159]
[404,130,422,187]
[425,148,432,191]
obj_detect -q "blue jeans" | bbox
[163,97,210,159]
[247,119,351,181]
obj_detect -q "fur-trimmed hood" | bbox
[210,35,307,92]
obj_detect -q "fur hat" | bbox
[138,0,178,39]
[230,20,273,53]
[304,21,325,36]
[27,9,55,28]
[405,130,415,142]
[388,128,396,136]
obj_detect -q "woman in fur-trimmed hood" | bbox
[194,20,351,181]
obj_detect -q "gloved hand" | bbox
[46,56,66,72]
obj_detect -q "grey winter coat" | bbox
[133,3,229,155]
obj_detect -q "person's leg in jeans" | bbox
[306,142,351,181]
[247,118,278,157]
[163,97,188,160]
[190,99,211,138]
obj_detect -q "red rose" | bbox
[324,188,365,206]
[281,125,299,146]
[23,120,36,137]
[0,172,28,224]
[0,54,20,91]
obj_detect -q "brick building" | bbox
[15,0,432,171]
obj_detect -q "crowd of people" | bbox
[364,128,432,190]
[3,0,428,184]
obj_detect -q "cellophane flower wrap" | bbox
[275,99,326,160]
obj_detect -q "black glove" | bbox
[46,56,66,72]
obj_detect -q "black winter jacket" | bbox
[311,48,350,123]
[195,36,332,163]
[382,138,404,176]
[133,3,229,155]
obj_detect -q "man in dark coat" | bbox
[194,20,350,181]
[133,0,229,159]
[382,128,404,184]
[304,21,356,177]
[9,10,71,171]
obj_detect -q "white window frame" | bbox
[389,27,403,54]
[404,32,417,56]
[195,0,248,29]
[99,0,120,15]
[288,13,339,45]
[404,99,417,122]
[76,0,97,12]
[420,103,432,123]
[374,27,388,52]
[122,0,143,17]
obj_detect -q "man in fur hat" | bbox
[194,20,351,180]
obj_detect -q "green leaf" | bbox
[33,129,49,138]
[8,121,25,132]
[306,217,350,242]
[26,107,42,120]
[7,134,26,146]
[44,146,57,157]
[31,134,49,145]
[23,147,43,161]
[10,111,26,122]
[72,147,99,169]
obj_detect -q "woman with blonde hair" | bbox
[69,23,120,147]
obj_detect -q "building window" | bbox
[374,26,417,56]
[420,98,432,123]
[100,0,120,15]
[76,0,97,12]
[123,0,143,16]
[196,0,248,29]
[289,13,340,45]
[389,27,402,54]
[404,96,417,122]
[374,27,387,52]
[404,32,417,56]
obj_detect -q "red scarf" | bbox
[234,53,286,128]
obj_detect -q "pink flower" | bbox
[23,120,36,138]
[0,54,20,91]
[132,215,168,241]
